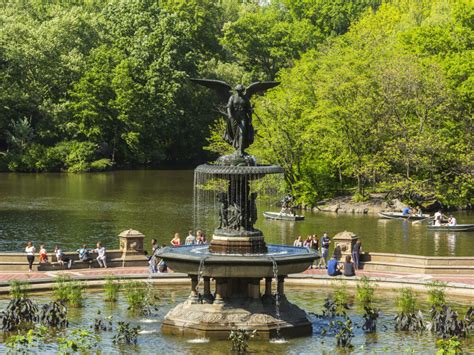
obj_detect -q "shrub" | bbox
[356,276,376,306]
[39,301,68,328]
[397,288,417,314]
[436,336,462,354]
[113,322,141,345]
[395,288,424,331]
[52,275,83,307]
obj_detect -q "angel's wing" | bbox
[245,81,280,99]
[190,78,233,102]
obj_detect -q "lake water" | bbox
[0,170,472,256]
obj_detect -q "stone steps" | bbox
[361,261,474,274]
[361,252,474,267]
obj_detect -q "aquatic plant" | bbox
[356,276,376,306]
[0,298,39,331]
[427,281,447,309]
[39,301,68,328]
[322,282,350,317]
[93,310,113,332]
[325,316,354,349]
[356,276,379,333]
[395,288,424,331]
[436,336,462,354]
[123,281,147,312]
[57,328,100,353]
[5,325,48,353]
[112,321,140,345]
[65,281,84,308]
[9,280,30,299]
[53,275,72,302]
[104,276,120,302]
[229,329,256,354]
[52,276,83,307]
[429,306,473,339]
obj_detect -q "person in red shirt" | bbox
[170,233,181,247]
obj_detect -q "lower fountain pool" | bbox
[0,285,472,353]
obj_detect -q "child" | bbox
[39,244,48,263]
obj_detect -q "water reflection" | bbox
[0,171,472,257]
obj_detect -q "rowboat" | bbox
[427,224,474,232]
[263,211,304,221]
[378,211,430,220]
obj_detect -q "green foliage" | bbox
[397,288,417,314]
[123,281,152,313]
[436,336,462,354]
[104,276,120,302]
[333,281,350,314]
[427,281,447,309]
[112,321,140,345]
[229,329,256,354]
[5,325,49,353]
[52,275,83,307]
[356,276,376,307]
[57,328,99,354]
[9,280,30,299]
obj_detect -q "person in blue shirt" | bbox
[327,255,342,276]
[402,207,411,216]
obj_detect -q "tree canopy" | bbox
[0,0,471,207]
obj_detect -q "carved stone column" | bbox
[262,277,273,304]
[277,276,285,297]
[189,275,199,303]
[203,277,213,303]
[214,278,226,304]
[248,278,260,300]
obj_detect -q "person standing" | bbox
[318,233,331,269]
[293,235,303,247]
[352,240,362,270]
[170,233,181,247]
[309,234,319,269]
[185,230,196,245]
[93,242,107,268]
[25,241,36,272]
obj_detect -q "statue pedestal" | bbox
[119,229,145,252]
[210,229,266,254]
[333,231,358,260]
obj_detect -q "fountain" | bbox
[156,78,318,339]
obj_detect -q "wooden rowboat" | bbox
[427,224,474,232]
[378,211,430,220]
[263,211,304,221]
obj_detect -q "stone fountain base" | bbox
[162,297,312,339]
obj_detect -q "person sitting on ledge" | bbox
[327,255,342,276]
[93,242,107,268]
[55,245,72,269]
[39,244,49,264]
[76,244,92,266]
[343,255,356,277]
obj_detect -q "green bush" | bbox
[356,276,376,307]
[123,281,148,312]
[52,275,83,307]
[427,281,447,309]
[90,158,113,171]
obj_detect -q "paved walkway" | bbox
[0,267,472,287]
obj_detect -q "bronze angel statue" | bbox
[190,79,279,156]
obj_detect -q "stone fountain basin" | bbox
[156,244,318,278]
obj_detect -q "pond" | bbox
[0,171,472,256]
[0,285,472,353]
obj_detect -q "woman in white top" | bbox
[293,235,303,247]
[25,241,36,272]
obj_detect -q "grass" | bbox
[104,276,120,302]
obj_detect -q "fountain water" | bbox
[156,78,318,339]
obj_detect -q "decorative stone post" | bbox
[119,229,145,252]
[333,231,358,260]
[262,277,273,304]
